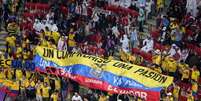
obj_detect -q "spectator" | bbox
[50,90,59,101]
[141,36,154,53]
[130,27,139,48]
[72,92,83,101]
[41,82,51,101]
[186,0,198,17]
[61,77,68,101]
[57,36,68,51]
[145,0,153,19]
[120,34,130,53]
[138,6,145,32]
[35,80,43,101]
[33,19,43,35]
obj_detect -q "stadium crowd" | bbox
[1,0,201,101]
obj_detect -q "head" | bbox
[167,92,172,96]
[147,35,151,40]
[123,34,127,39]
[74,92,79,97]
[192,65,197,70]
[35,19,39,23]
[45,27,49,31]
[50,20,54,25]
[44,82,48,87]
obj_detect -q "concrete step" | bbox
[0,45,6,49]
[146,19,156,26]
[0,43,6,46]
[0,31,8,38]
[0,39,6,43]
[0,31,7,34]
[0,37,5,41]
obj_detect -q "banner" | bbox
[0,59,12,67]
[11,60,35,71]
[35,56,160,101]
[0,79,19,97]
[34,46,174,101]
[0,91,6,101]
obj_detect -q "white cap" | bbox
[162,27,167,31]
[167,92,172,96]
[155,49,161,54]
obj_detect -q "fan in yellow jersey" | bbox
[43,74,50,85]
[167,58,177,73]
[161,56,169,72]
[128,54,136,64]
[35,80,43,101]
[26,78,36,101]
[50,90,59,101]
[119,49,127,62]
[6,35,16,55]
[54,77,61,91]
[173,83,180,101]
[181,68,190,83]
[187,91,194,101]
[151,64,162,73]
[5,68,14,80]
[157,0,164,13]
[15,69,23,80]
[20,75,27,97]
[41,82,51,101]
[47,40,57,49]
[39,36,48,47]
[161,57,177,76]
[152,54,162,66]
[51,31,60,45]
[0,68,5,79]
[98,93,108,101]
[44,27,51,39]
[22,50,31,60]
[162,92,174,101]
[191,66,200,82]
[68,28,76,51]
[26,71,32,80]
[15,44,23,59]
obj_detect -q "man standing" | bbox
[141,35,154,53]
[138,6,145,32]
[186,0,198,17]
[120,34,130,53]
[72,92,83,101]
[130,27,138,48]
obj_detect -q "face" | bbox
[75,92,78,96]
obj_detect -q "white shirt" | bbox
[50,24,58,32]
[82,0,88,16]
[45,22,51,31]
[168,44,181,58]
[120,0,131,8]
[120,35,129,52]
[186,0,198,17]
[72,95,82,101]
[112,26,120,37]
[180,49,189,61]
[143,38,153,49]
[93,13,99,22]
[33,22,43,32]
[145,0,153,13]
[168,48,176,57]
